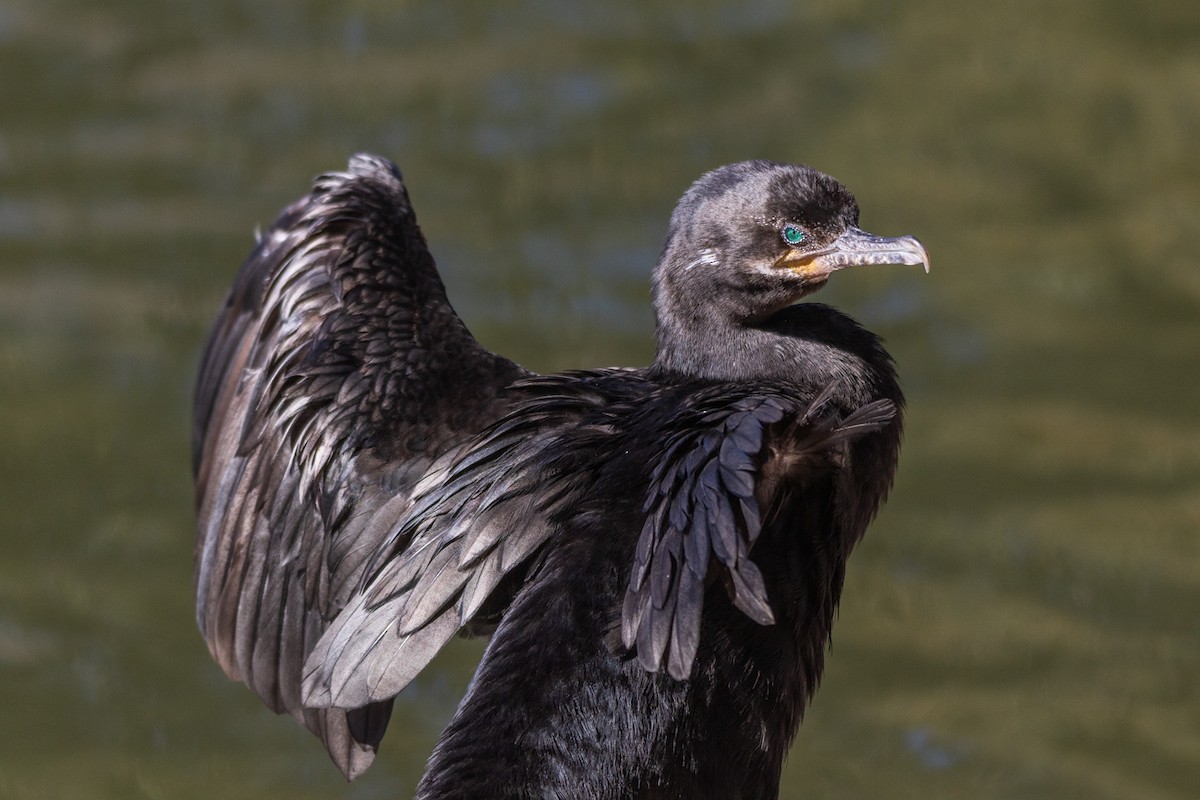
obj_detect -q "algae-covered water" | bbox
[1,1,1198,797]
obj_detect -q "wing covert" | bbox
[621,384,898,680]
[302,372,640,709]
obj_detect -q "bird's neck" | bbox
[652,302,895,406]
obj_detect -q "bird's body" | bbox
[192,155,926,796]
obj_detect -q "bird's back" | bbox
[408,363,902,798]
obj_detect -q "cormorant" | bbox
[192,155,928,797]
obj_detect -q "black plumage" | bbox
[192,154,928,796]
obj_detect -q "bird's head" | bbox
[650,160,928,379]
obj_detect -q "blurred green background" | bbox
[1,0,1198,797]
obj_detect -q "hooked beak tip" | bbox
[779,229,930,277]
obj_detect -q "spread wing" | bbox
[302,371,642,710]
[621,384,898,680]
[192,154,525,778]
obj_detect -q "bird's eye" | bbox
[782,225,806,246]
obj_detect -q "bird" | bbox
[192,154,928,798]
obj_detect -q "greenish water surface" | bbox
[1,1,1198,797]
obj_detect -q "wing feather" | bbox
[193,154,524,778]
[302,372,639,710]
[622,384,898,680]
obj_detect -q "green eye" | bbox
[782,225,805,245]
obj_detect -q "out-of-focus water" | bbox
[1,1,1197,797]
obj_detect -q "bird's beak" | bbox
[776,227,930,280]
